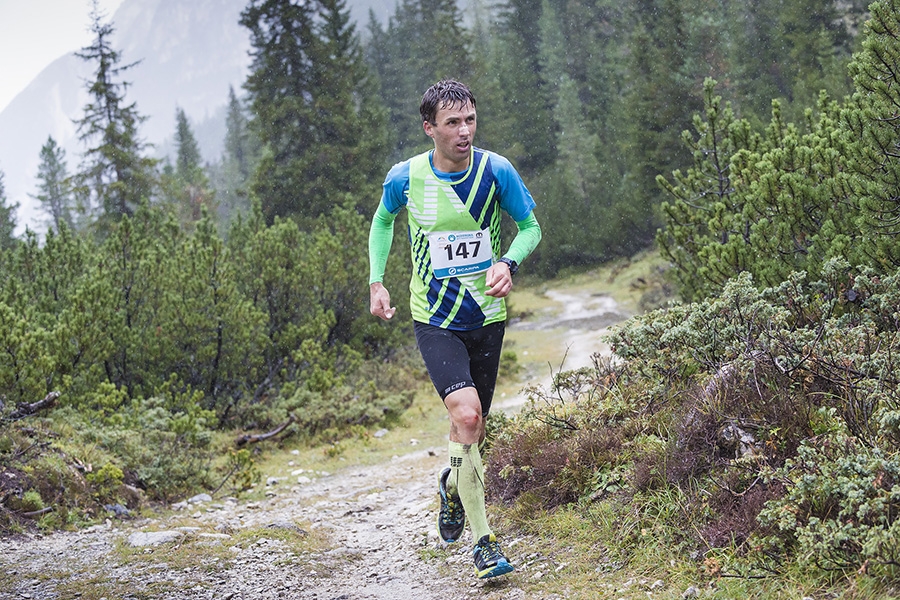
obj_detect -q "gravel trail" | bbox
[0,444,548,600]
[0,288,621,600]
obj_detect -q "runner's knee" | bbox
[445,387,483,430]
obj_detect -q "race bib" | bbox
[428,229,492,279]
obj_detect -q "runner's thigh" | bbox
[414,322,476,401]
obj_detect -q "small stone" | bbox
[103,503,130,517]
[266,521,307,535]
[127,531,184,547]
[188,493,213,504]
[682,586,700,599]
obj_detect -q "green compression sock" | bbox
[448,441,492,542]
[446,461,459,497]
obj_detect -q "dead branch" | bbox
[235,414,296,447]
[20,507,54,518]
[7,392,60,421]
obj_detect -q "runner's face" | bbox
[424,101,476,172]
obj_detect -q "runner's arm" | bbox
[368,202,397,284]
[502,212,542,266]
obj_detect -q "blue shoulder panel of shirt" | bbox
[380,149,536,222]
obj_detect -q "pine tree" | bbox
[223,86,253,183]
[241,0,384,224]
[776,0,858,105]
[365,0,474,161]
[32,136,74,232]
[240,0,318,223]
[73,2,157,226]
[365,0,423,160]
[532,0,604,267]
[309,0,388,214]
[724,0,866,122]
[172,107,215,223]
[175,109,203,181]
[0,171,18,250]
[846,0,900,269]
[212,86,256,224]
[157,215,266,412]
[657,78,858,299]
[617,0,701,248]
[490,0,556,175]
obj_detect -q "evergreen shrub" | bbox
[756,428,900,577]
[489,260,900,577]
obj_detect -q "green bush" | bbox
[6,490,44,514]
[86,463,124,504]
[490,259,900,579]
[757,431,900,576]
[486,358,632,509]
[0,194,419,513]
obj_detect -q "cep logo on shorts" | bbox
[445,382,468,395]
[450,457,463,468]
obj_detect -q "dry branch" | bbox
[235,414,296,447]
[8,392,60,420]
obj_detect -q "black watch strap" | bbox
[498,257,519,275]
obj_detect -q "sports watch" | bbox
[497,257,519,276]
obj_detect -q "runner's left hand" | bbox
[485,263,512,298]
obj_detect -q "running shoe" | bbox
[472,533,514,579]
[437,467,466,543]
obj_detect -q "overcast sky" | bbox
[0,0,125,114]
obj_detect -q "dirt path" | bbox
[0,446,503,600]
[0,288,625,600]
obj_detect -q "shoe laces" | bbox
[441,494,464,525]
[475,535,504,563]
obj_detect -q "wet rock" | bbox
[127,531,184,547]
[103,503,130,517]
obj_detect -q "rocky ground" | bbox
[0,436,571,600]
[0,287,624,600]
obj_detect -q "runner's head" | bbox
[420,80,476,126]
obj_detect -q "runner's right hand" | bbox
[370,282,396,320]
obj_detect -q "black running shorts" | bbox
[413,321,506,416]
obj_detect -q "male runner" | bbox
[368,79,541,579]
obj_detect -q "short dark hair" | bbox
[420,80,476,125]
